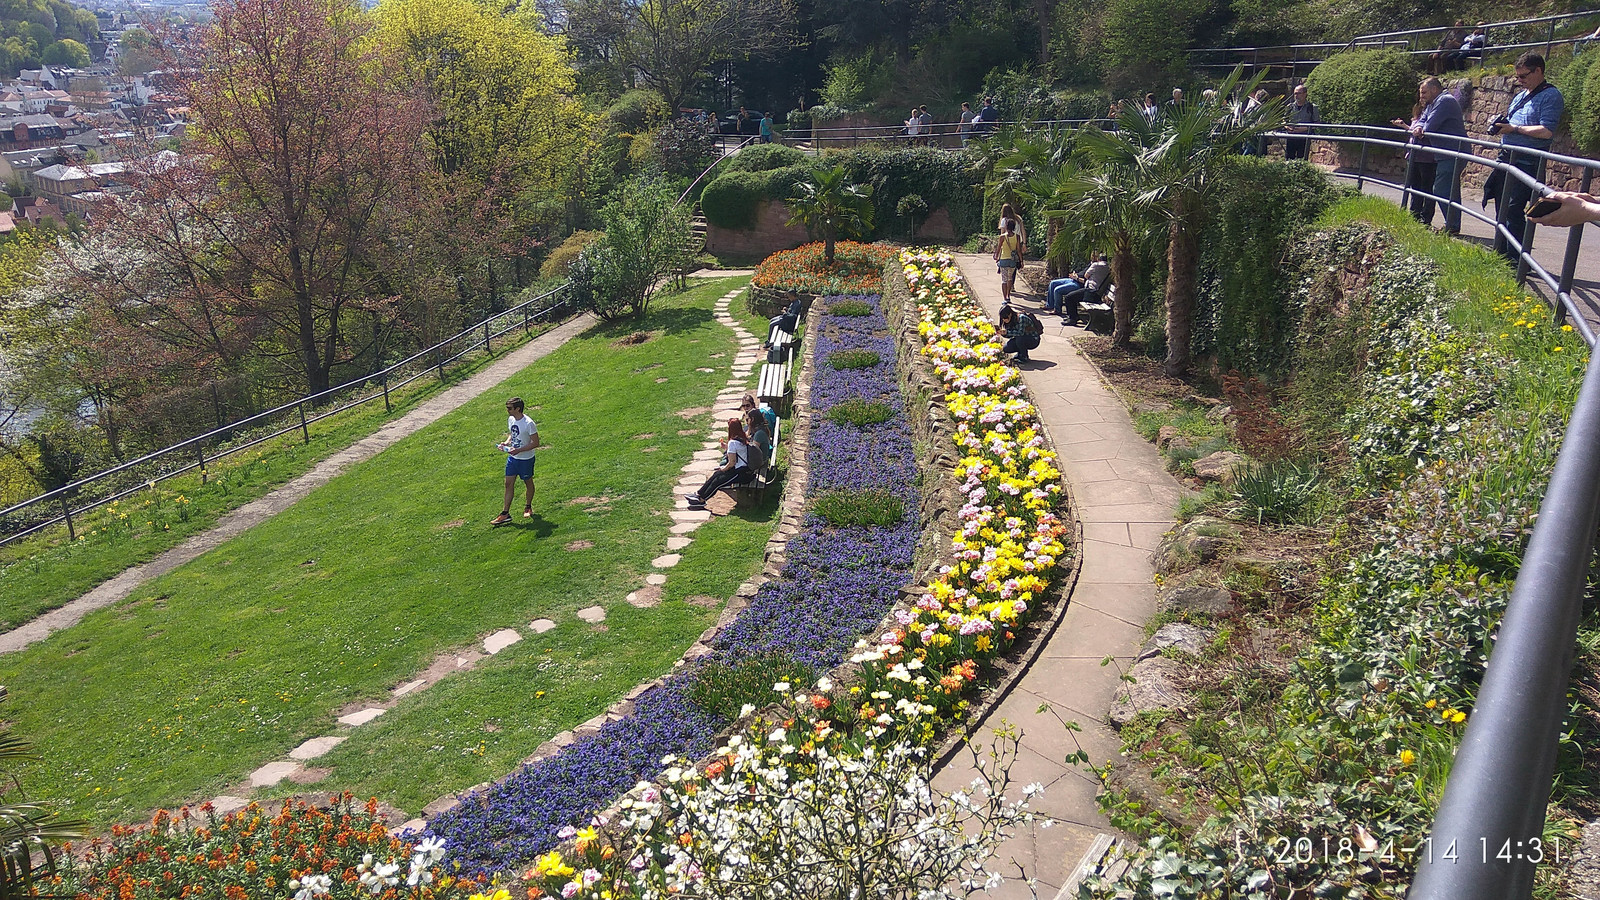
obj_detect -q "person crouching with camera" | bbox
[1490,53,1564,261]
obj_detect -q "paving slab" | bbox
[393,678,428,697]
[530,617,558,634]
[645,573,668,586]
[337,707,386,727]
[666,536,693,551]
[576,605,607,624]
[484,628,522,655]
[210,795,250,815]
[289,735,347,760]
[249,760,302,788]
[652,553,682,568]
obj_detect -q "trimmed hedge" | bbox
[720,144,809,174]
[1563,49,1600,153]
[700,147,983,239]
[1305,49,1418,128]
[1191,157,1344,374]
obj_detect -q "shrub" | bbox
[751,242,897,295]
[1192,156,1343,374]
[1305,49,1418,128]
[832,147,985,240]
[826,348,883,370]
[607,89,670,133]
[896,193,928,236]
[811,488,905,526]
[699,165,812,229]
[1232,459,1325,524]
[685,652,816,721]
[539,230,603,280]
[721,144,809,174]
[570,178,692,321]
[827,299,874,317]
[651,118,717,178]
[824,397,894,426]
[1571,52,1600,154]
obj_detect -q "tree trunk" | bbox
[1045,219,1061,279]
[1162,196,1201,378]
[1110,239,1136,348]
[1033,0,1052,68]
[824,232,835,266]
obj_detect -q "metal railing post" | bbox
[1357,138,1369,190]
[1547,19,1555,58]
[194,443,207,485]
[382,376,391,413]
[298,402,310,444]
[1400,149,1415,211]
[58,495,75,542]
[483,320,491,354]
[1516,157,1546,286]
[1559,167,1591,302]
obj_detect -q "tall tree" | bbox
[619,0,792,111]
[787,165,873,266]
[177,0,431,395]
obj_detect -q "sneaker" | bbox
[684,494,705,508]
[523,507,533,518]
[490,512,513,527]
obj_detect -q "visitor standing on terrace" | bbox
[958,102,977,145]
[994,218,1024,305]
[1284,83,1318,161]
[759,111,774,143]
[1398,77,1468,235]
[492,397,540,526]
[1491,52,1563,261]
[974,97,999,135]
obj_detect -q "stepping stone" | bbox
[686,461,718,474]
[577,605,607,624]
[249,761,301,788]
[484,629,522,655]
[670,509,712,522]
[666,536,693,551]
[210,795,249,815]
[645,573,668,586]
[692,449,722,461]
[289,736,347,760]
[670,521,704,535]
[530,618,557,634]
[627,586,662,608]
[652,553,681,568]
[393,679,427,698]
[696,367,716,373]
[338,707,386,727]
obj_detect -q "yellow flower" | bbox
[534,851,575,878]
[1450,710,1467,724]
[575,826,599,850]
[1399,749,1416,766]
[1554,346,1564,352]
[1424,699,1437,709]
[1563,324,1575,332]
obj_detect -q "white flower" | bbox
[292,873,332,900]
[773,681,791,692]
[739,703,756,717]
[416,836,447,861]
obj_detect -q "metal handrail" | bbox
[0,282,574,548]
[1257,122,1600,899]
[798,118,1111,149]
[678,134,760,206]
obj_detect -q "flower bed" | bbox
[53,794,480,900]
[428,291,921,877]
[512,250,1073,899]
[749,242,896,296]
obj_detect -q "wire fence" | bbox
[0,282,574,550]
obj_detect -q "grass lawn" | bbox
[2,277,776,825]
[0,315,570,633]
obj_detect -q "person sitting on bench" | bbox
[762,298,803,351]
[1058,252,1110,326]
[685,419,756,509]
[743,403,773,458]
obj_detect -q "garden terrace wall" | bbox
[703,200,809,258]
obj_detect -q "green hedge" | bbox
[720,143,809,174]
[1562,49,1600,153]
[1190,157,1345,375]
[700,147,983,239]
[700,165,811,229]
[1305,49,1418,127]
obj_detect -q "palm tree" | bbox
[1144,66,1286,376]
[787,165,874,266]
[0,689,81,899]
[1033,107,1167,347]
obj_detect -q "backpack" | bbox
[1020,312,1043,338]
[745,439,769,473]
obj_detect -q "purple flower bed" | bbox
[427,293,919,876]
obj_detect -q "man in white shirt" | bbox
[492,397,540,526]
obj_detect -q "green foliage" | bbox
[826,348,881,370]
[607,89,671,133]
[700,166,811,229]
[820,51,890,110]
[570,177,693,321]
[0,687,80,897]
[1304,49,1418,128]
[832,147,984,240]
[687,653,815,721]
[39,36,85,66]
[539,230,603,280]
[722,144,809,175]
[826,299,874,317]
[786,165,875,264]
[1231,459,1324,524]
[981,69,1111,122]
[1570,51,1600,154]
[648,117,717,178]
[823,397,893,426]
[811,488,905,527]
[1192,156,1342,373]
[1098,0,1202,95]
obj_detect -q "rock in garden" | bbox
[1109,657,1194,727]
[1564,819,1600,898]
[1150,518,1239,574]
[1205,404,1233,423]
[1160,574,1235,616]
[1165,435,1199,455]
[1139,623,1216,660]
[1156,426,1180,448]
[1191,450,1247,484]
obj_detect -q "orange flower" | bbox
[810,695,831,710]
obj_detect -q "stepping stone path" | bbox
[197,286,774,823]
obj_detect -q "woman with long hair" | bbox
[685,419,756,509]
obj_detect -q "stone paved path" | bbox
[213,285,772,822]
[0,314,597,656]
[935,254,1187,899]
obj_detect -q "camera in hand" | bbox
[1489,116,1511,136]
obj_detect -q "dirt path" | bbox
[0,314,596,655]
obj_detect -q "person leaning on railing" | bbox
[1530,191,1600,227]
[1490,52,1564,261]
[1392,76,1467,235]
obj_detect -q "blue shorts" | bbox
[505,456,535,479]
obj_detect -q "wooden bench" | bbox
[729,418,781,503]
[1064,284,1114,335]
[757,320,800,415]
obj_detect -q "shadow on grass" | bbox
[587,306,718,341]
